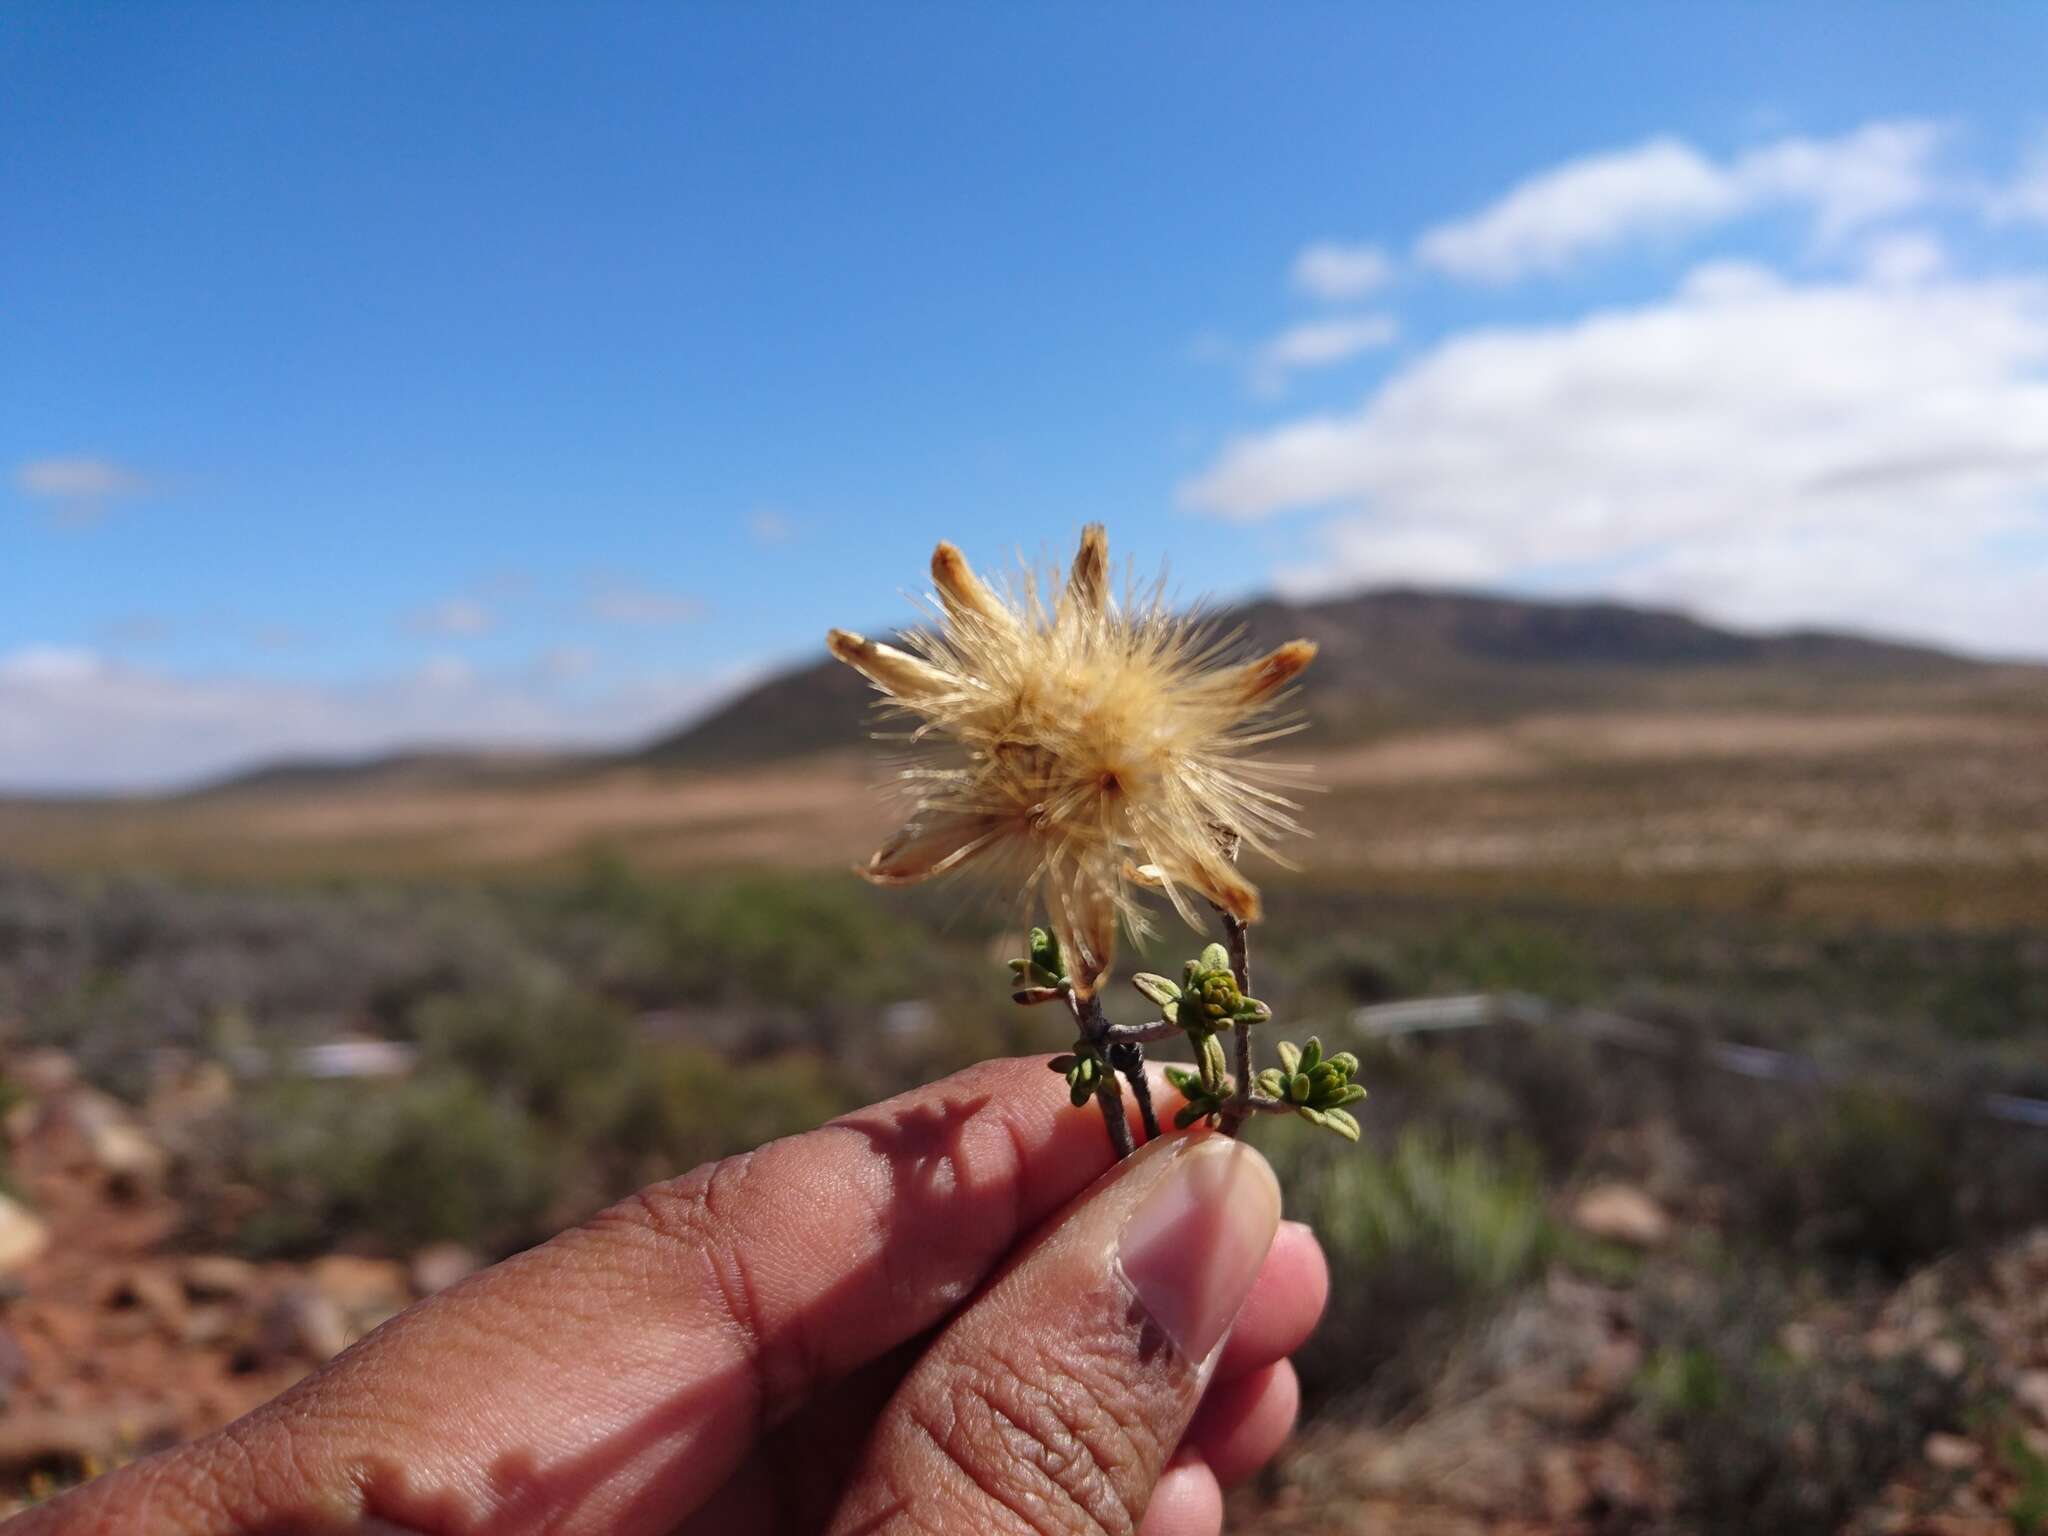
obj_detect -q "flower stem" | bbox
[1110,1039,1160,1143]
[1217,909,1256,1138]
[1094,1077,1135,1159]
[1072,989,1139,1157]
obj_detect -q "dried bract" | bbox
[826,525,1315,996]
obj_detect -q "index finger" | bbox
[22,1056,1155,1536]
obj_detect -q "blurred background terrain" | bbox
[8,5,2048,1531]
[6,591,2048,1533]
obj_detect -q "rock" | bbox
[0,1324,29,1399]
[1923,1338,1967,1379]
[261,1287,349,1364]
[2015,1369,2048,1425]
[0,1406,183,1476]
[0,1410,118,1476]
[1586,1441,1661,1515]
[0,1195,49,1275]
[1570,1184,1671,1248]
[9,1049,78,1097]
[98,1266,189,1337]
[310,1256,409,1322]
[1538,1447,1587,1520]
[409,1242,481,1296]
[181,1254,260,1302]
[86,1119,168,1197]
[180,1303,237,1349]
[1924,1432,1981,1471]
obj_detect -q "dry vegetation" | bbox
[9,700,2048,925]
[5,630,2048,1528]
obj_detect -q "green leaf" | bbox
[1336,1083,1368,1106]
[1299,1037,1322,1073]
[1198,942,1231,974]
[1163,1065,1200,1095]
[1295,1105,1328,1128]
[1289,1072,1313,1104]
[1012,986,1063,1006]
[1328,1051,1360,1078]
[1233,998,1272,1024]
[1256,1067,1288,1099]
[1131,972,1182,1009]
[1199,1032,1230,1092]
[1070,1080,1093,1109]
[1174,1100,1212,1130]
[1320,1108,1361,1142]
[1047,1054,1078,1074]
[1275,1040,1302,1075]
[1030,926,1066,981]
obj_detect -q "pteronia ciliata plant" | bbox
[827,525,1365,1158]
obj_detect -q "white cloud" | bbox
[0,646,102,684]
[586,580,704,626]
[13,457,152,524]
[1414,121,1944,283]
[1989,138,2048,226]
[1252,313,1398,392]
[0,648,744,792]
[1290,241,1395,300]
[1183,264,2048,655]
[747,507,795,545]
[1860,228,1947,286]
[405,597,494,637]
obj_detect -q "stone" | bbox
[2015,1369,2048,1425]
[1537,1447,1587,1521]
[9,1050,78,1097]
[0,1324,29,1398]
[1582,1441,1661,1514]
[310,1256,409,1320]
[86,1119,168,1197]
[181,1254,260,1302]
[1923,1432,1981,1471]
[99,1266,189,1336]
[0,1195,49,1275]
[1922,1338,1967,1379]
[262,1286,349,1363]
[409,1242,481,1296]
[1569,1183,1671,1248]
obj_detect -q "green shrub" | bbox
[1269,1123,1555,1408]
[1635,1269,1963,1536]
[229,1072,558,1258]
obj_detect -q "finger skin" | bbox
[14,1058,1164,1536]
[683,1215,1321,1534]
[1214,1221,1327,1383]
[826,1132,1281,1536]
[1186,1359,1300,1488]
[1137,1451,1224,1536]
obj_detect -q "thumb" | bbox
[827,1131,1282,1536]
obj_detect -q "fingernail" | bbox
[1117,1136,1281,1364]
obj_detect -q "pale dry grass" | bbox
[5,709,2047,923]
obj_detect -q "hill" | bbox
[638,587,1988,768]
[192,748,595,800]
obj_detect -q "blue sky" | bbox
[6,4,2048,789]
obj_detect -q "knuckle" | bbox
[906,1336,1158,1536]
[604,1152,818,1407]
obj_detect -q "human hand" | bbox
[16,1057,1326,1536]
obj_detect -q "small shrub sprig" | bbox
[829,525,1365,1157]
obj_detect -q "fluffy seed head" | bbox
[828,525,1316,995]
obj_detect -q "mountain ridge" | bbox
[636,584,1991,771]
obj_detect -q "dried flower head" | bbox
[826,525,1316,996]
